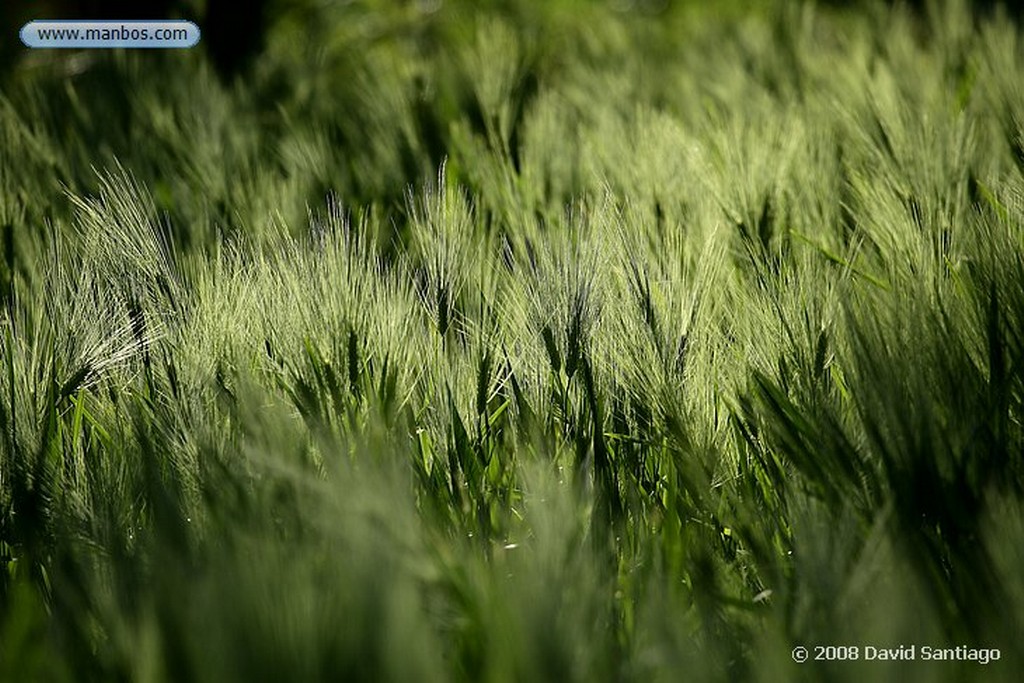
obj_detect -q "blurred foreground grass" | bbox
[1,1,1023,680]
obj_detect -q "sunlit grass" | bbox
[1,1,1022,680]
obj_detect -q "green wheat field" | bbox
[1,0,1023,680]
